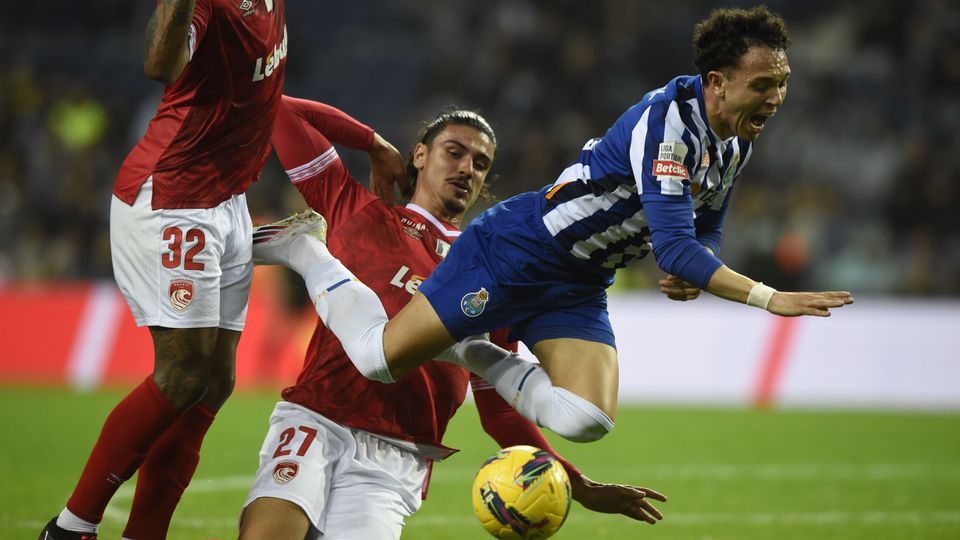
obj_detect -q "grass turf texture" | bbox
[2,386,959,539]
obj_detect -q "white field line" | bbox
[111,475,255,500]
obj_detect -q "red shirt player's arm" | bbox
[271,95,378,227]
[471,330,582,480]
[144,0,212,83]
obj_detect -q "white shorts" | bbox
[110,177,253,330]
[243,402,429,540]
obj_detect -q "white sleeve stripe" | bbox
[553,162,591,185]
[682,98,703,159]
[286,147,339,184]
[663,102,690,197]
[470,380,494,391]
[664,101,692,146]
[660,178,684,195]
[687,97,709,146]
[628,108,652,195]
[188,24,198,61]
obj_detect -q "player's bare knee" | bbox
[200,371,235,410]
[154,368,210,411]
[150,327,221,410]
[201,336,238,409]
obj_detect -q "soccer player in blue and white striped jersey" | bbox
[254,7,853,448]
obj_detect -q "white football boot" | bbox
[252,209,329,268]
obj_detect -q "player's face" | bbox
[412,125,496,220]
[710,46,790,141]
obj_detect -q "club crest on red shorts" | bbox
[273,460,299,484]
[169,279,194,312]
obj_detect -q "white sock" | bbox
[453,339,614,442]
[303,259,394,382]
[287,232,335,276]
[57,507,98,533]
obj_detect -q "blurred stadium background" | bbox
[2,0,960,292]
[2,0,958,402]
[2,1,960,538]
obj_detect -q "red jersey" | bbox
[270,97,581,477]
[114,0,287,209]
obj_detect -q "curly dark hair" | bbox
[692,6,791,75]
[401,109,498,202]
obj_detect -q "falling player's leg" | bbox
[252,211,454,383]
[441,336,616,443]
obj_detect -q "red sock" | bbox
[66,376,180,523]
[123,402,217,540]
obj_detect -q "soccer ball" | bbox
[471,445,571,539]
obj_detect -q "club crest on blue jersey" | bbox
[460,287,489,317]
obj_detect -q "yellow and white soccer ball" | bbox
[471,445,571,539]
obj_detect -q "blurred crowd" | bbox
[1,0,958,294]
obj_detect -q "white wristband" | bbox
[746,282,777,310]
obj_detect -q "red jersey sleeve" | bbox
[289,97,375,150]
[271,96,378,228]
[472,330,582,480]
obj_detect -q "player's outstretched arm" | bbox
[570,474,667,525]
[143,0,196,83]
[706,265,854,316]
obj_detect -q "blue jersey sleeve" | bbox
[629,99,722,288]
[643,198,723,288]
[694,181,735,255]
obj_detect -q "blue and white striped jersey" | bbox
[540,75,753,288]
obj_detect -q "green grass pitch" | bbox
[2,386,959,539]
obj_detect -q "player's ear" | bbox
[412,142,428,170]
[706,70,726,99]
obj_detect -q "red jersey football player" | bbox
[237,96,667,539]
[41,1,287,539]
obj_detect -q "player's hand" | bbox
[766,290,854,317]
[369,133,406,205]
[569,474,667,524]
[659,274,701,301]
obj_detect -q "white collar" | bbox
[405,203,461,238]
